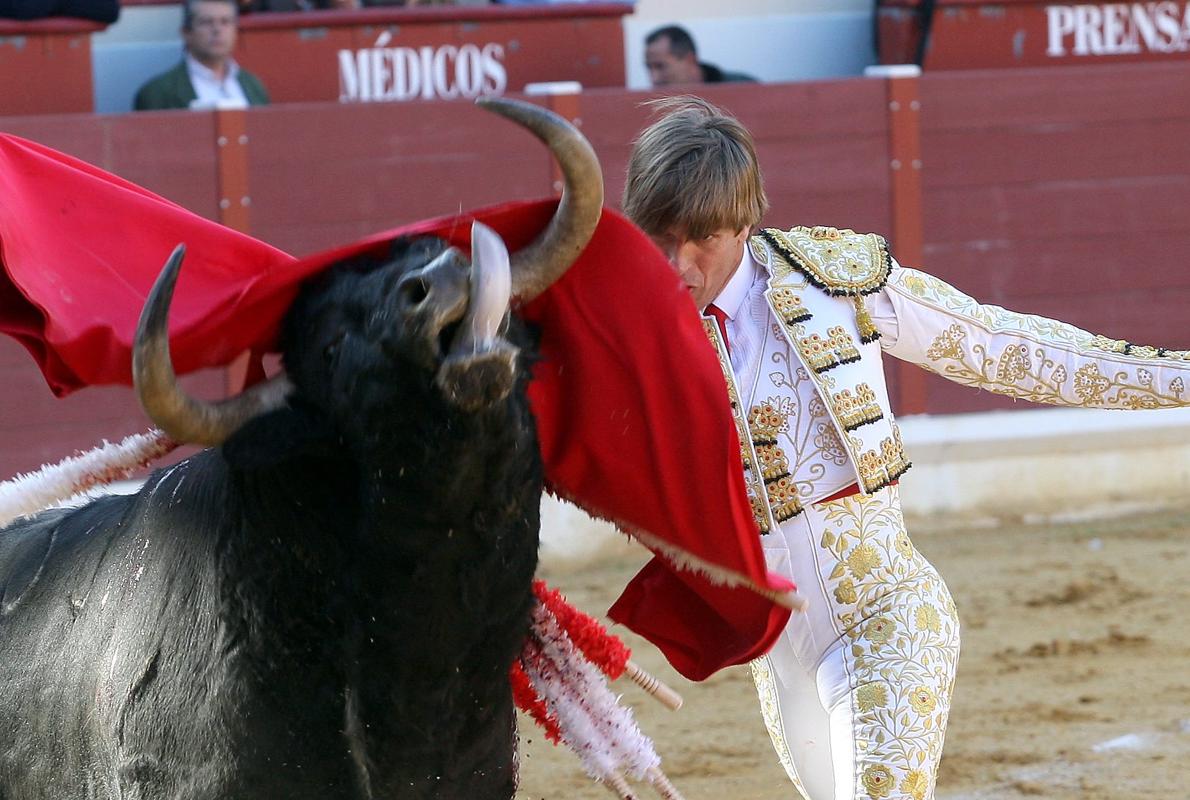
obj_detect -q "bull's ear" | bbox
[220,404,337,470]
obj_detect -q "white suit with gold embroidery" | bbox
[708,226,1190,800]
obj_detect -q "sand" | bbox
[515,507,1190,800]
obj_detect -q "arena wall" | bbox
[3,63,1189,500]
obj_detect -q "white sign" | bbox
[338,41,507,103]
[1047,2,1190,56]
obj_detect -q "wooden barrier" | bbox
[2,64,1189,476]
[235,3,630,104]
[917,61,1190,412]
[878,0,1190,70]
[0,18,105,115]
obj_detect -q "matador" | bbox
[614,96,1190,800]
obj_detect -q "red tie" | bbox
[706,303,731,354]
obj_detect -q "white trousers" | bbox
[751,485,961,800]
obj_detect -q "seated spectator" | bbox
[133,0,269,111]
[0,0,117,24]
[644,24,756,87]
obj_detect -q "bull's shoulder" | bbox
[0,506,74,579]
[0,498,132,614]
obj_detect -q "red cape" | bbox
[0,132,792,680]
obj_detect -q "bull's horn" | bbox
[477,97,603,304]
[133,244,292,446]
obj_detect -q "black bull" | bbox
[0,98,603,800]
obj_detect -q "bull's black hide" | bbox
[0,237,541,799]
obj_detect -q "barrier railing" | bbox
[3,63,1189,476]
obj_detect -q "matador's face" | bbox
[649,225,750,310]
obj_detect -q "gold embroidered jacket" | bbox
[713,225,1190,530]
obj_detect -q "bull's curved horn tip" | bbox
[134,243,289,447]
[473,96,603,304]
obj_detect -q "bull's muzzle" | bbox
[433,222,517,412]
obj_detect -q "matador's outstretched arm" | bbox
[871,263,1190,409]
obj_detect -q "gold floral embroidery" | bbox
[864,616,895,645]
[832,383,884,432]
[754,443,790,481]
[799,333,841,373]
[898,267,1190,408]
[761,226,892,296]
[747,403,783,444]
[1073,363,1111,403]
[748,235,773,270]
[834,578,858,605]
[909,686,937,715]
[901,769,930,800]
[848,544,883,579]
[882,436,911,482]
[815,488,960,800]
[996,343,1031,383]
[915,605,942,634]
[828,325,861,363]
[771,287,812,324]
[926,324,966,360]
[746,403,803,522]
[862,764,894,798]
[765,474,804,522]
[856,682,889,712]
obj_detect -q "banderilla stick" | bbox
[604,771,641,800]
[647,766,687,800]
[622,660,683,711]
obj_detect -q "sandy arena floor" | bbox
[515,507,1190,800]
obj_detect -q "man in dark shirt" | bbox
[644,24,757,87]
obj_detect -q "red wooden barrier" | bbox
[235,3,630,105]
[0,18,105,115]
[0,111,222,216]
[879,0,1190,70]
[916,61,1190,412]
[2,65,1189,477]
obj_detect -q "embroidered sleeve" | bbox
[875,265,1190,409]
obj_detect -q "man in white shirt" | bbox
[622,96,1190,800]
[134,0,270,111]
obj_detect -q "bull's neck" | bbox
[340,406,539,786]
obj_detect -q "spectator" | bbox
[133,0,269,111]
[0,0,117,24]
[644,24,756,87]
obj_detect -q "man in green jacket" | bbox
[134,0,269,111]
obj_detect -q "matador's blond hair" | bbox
[622,96,768,238]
